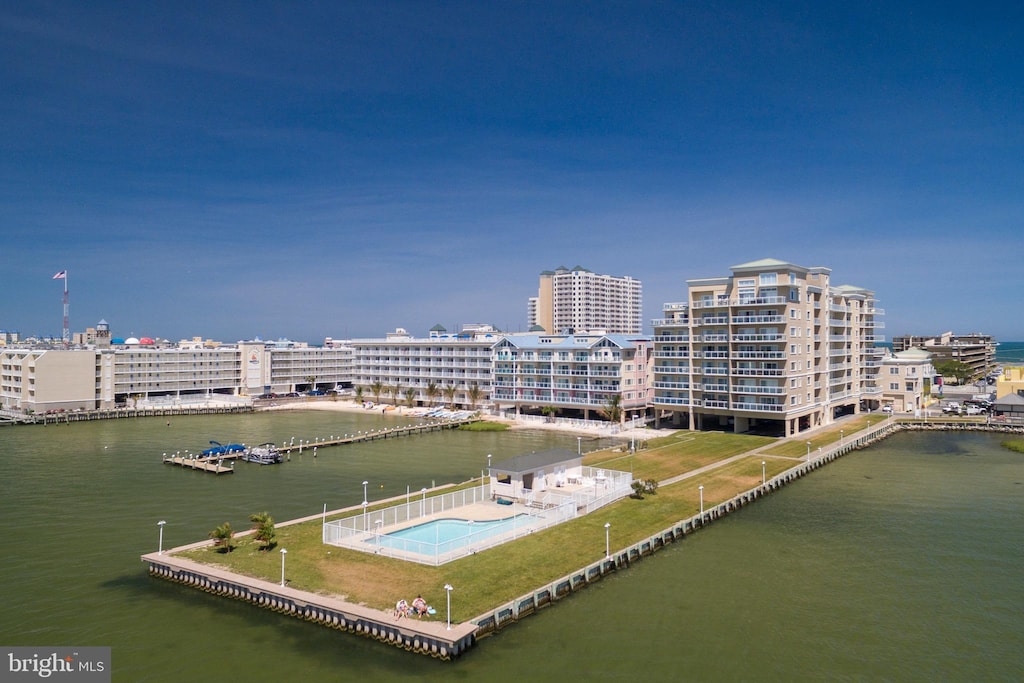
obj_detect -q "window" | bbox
[760,273,777,286]
[906,382,915,391]
[890,367,900,375]
[889,383,899,390]
[790,344,797,354]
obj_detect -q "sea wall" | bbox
[141,553,476,660]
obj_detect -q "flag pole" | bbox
[63,271,69,348]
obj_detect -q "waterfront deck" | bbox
[162,454,235,474]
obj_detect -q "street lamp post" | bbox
[806,441,811,461]
[444,584,454,630]
[840,430,844,446]
[421,487,427,517]
[761,461,766,486]
[577,436,581,455]
[362,480,368,507]
[279,548,287,586]
[699,485,704,515]
[604,522,611,558]
[157,520,166,554]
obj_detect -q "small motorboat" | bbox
[243,443,283,465]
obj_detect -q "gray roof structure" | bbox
[491,448,580,474]
[993,392,1024,413]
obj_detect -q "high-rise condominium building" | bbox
[651,258,885,437]
[528,266,642,335]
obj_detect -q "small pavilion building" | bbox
[489,448,632,514]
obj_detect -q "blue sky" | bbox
[2,1,1022,342]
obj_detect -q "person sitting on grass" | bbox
[412,595,428,618]
[395,599,409,620]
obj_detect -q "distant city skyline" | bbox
[3,2,1022,341]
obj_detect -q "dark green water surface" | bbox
[1,414,1021,682]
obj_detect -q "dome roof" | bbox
[110,337,125,345]
[139,337,155,345]
[124,337,140,345]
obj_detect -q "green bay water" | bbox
[1,414,1022,682]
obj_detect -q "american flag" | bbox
[52,270,66,279]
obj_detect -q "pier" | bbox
[277,416,480,455]
[6,404,255,426]
[162,454,235,475]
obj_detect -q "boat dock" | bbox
[277,417,479,455]
[162,454,235,475]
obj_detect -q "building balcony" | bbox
[651,318,689,327]
[654,351,690,359]
[653,335,690,343]
[652,396,699,407]
[731,367,785,377]
[731,315,785,324]
[735,296,787,306]
[731,334,784,342]
[702,367,729,375]
[693,317,729,326]
[733,385,785,395]
[653,381,691,390]
[732,401,785,412]
[653,365,691,374]
[733,351,785,359]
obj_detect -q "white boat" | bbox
[242,443,283,465]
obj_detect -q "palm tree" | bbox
[425,381,440,408]
[249,512,276,550]
[354,386,364,404]
[370,381,383,405]
[404,388,417,408]
[389,383,401,406]
[443,384,457,409]
[209,521,235,553]
[467,381,482,410]
[601,394,623,424]
[541,405,557,423]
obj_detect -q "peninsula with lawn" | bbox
[140,413,952,659]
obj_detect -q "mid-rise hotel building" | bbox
[528,266,643,334]
[348,325,497,409]
[651,258,884,436]
[0,336,353,413]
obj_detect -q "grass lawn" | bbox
[178,430,795,623]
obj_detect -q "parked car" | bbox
[964,405,986,416]
[881,405,893,413]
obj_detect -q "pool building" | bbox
[322,449,632,565]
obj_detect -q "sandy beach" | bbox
[260,397,661,441]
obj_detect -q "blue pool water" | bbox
[369,515,535,556]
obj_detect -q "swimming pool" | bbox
[367,515,539,557]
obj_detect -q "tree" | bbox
[443,384,457,409]
[389,383,401,406]
[630,479,659,499]
[601,394,623,424]
[934,360,972,386]
[305,375,317,392]
[404,388,417,408]
[541,405,557,422]
[425,381,440,407]
[354,386,364,404]
[209,521,235,553]
[467,381,482,410]
[370,381,384,405]
[249,512,276,550]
